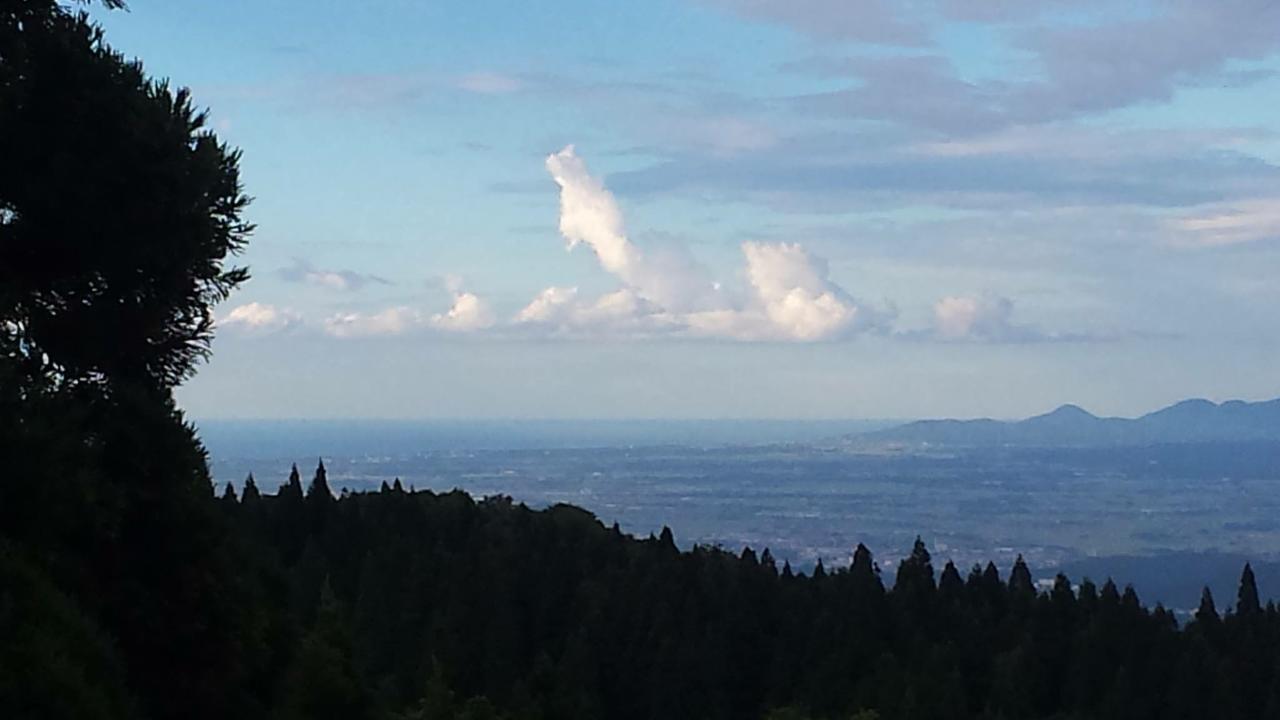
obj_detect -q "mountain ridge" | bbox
[848,397,1280,449]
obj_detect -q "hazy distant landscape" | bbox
[203,398,1280,613]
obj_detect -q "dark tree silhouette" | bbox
[1238,563,1261,615]
[0,4,261,719]
[0,0,250,395]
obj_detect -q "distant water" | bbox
[195,418,896,458]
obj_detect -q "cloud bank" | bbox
[219,302,301,334]
[929,294,1093,344]
[232,148,1083,345]
[517,146,875,341]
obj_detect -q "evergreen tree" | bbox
[0,1,251,393]
[1196,587,1220,624]
[657,525,676,554]
[760,548,778,575]
[242,474,262,503]
[282,464,304,501]
[938,561,963,601]
[894,537,936,593]
[1008,555,1035,599]
[307,458,333,502]
[1238,563,1261,615]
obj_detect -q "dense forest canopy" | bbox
[208,464,1280,720]
[3,3,1280,719]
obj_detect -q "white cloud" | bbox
[219,302,301,334]
[531,145,874,341]
[321,278,495,337]
[933,294,1012,339]
[546,146,646,285]
[930,293,1078,343]
[323,307,422,338]
[741,241,861,340]
[515,286,580,324]
[430,291,495,331]
[280,148,1100,346]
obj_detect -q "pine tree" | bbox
[1237,563,1261,615]
[219,482,238,512]
[1008,555,1035,599]
[894,537,936,620]
[849,544,884,607]
[938,561,963,602]
[851,544,872,572]
[282,464,304,501]
[1196,587,1220,624]
[982,562,1001,586]
[242,474,261,503]
[1077,578,1099,615]
[760,548,778,575]
[657,526,677,554]
[306,459,333,502]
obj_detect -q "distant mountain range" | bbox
[849,398,1280,449]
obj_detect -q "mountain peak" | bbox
[1143,398,1217,419]
[1047,403,1095,418]
[1028,404,1097,423]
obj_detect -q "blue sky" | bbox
[92,1,1280,419]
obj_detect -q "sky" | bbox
[91,0,1280,420]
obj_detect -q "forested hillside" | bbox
[205,463,1280,720]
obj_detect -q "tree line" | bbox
[198,461,1280,720]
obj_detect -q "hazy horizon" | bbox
[186,392,1279,423]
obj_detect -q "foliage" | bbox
[0,3,262,719]
[0,0,250,395]
[214,469,1280,720]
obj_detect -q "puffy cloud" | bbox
[321,277,495,337]
[219,302,301,334]
[525,146,876,341]
[933,294,1015,340]
[741,241,860,340]
[323,307,422,338]
[546,146,727,313]
[514,286,580,324]
[546,146,646,285]
[930,294,1084,343]
[430,291,495,331]
[278,258,390,292]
